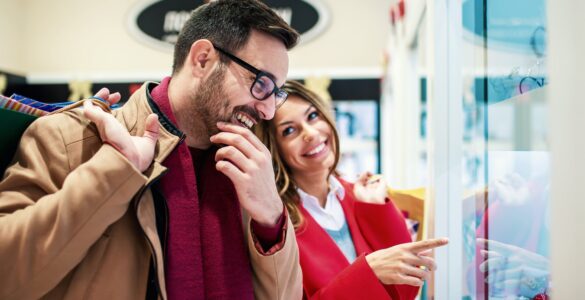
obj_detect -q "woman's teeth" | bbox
[306,142,325,156]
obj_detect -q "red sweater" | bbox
[296,178,420,300]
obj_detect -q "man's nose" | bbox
[254,95,276,120]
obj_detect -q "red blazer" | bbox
[295,178,420,300]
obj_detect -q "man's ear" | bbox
[186,39,218,78]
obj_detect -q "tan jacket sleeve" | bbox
[243,212,303,300]
[0,114,147,299]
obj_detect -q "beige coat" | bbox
[0,82,302,300]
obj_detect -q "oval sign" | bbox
[127,0,330,52]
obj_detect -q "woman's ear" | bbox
[186,39,219,78]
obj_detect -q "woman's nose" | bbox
[302,125,318,142]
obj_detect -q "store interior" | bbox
[1,0,582,299]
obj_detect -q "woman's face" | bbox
[272,95,335,176]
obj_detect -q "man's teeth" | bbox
[235,113,253,129]
[307,142,325,155]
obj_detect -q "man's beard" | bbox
[182,64,262,143]
[189,65,230,137]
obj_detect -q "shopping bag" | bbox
[0,108,38,175]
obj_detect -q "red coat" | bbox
[295,178,420,300]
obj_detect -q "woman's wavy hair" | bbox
[256,80,340,228]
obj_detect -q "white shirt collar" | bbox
[297,176,346,231]
[297,176,345,203]
[329,176,346,200]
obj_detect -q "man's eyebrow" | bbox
[263,70,276,80]
[262,70,281,85]
[255,66,284,86]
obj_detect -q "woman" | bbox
[256,80,448,299]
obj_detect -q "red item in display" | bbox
[533,294,549,300]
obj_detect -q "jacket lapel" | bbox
[297,205,351,265]
[337,187,373,256]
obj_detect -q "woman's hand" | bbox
[366,238,449,286]
[477,238,550,297]
[353,172,388,204]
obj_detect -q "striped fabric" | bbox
[10,94,61,112]
[0,95,48,117]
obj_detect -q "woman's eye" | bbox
[282,127,295,136]
[308,111,319,121]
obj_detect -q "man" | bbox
[0,1,301,299]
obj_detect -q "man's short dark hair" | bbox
[172,0,299,74]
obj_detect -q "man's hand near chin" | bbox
[210,121,283,226]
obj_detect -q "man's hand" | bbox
[93,87,121,106]
[366,238,449,286]
[210,122,283,226]
[83,100,159,173]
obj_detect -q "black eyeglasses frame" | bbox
[212,44,288,107]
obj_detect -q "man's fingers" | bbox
[83,100,107,124]
[216,122,266,152]
[93,87,121,105]
[142,114,159,144]
[93,87,111,100]
[107,92,122,105]
[211,131,258,159]
[215,146,252,172]
[408,238,449,253]
[216,160,245,184]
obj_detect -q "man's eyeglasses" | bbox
[213,44,288,109]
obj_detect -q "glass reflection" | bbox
[461,0,549,299]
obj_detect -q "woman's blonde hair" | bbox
[256,80,340,228]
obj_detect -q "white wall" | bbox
[21,0,170,78]
[289,1,389,71]
[0,0,24,74]
[12,0,389,80]
[549,0,585,298]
